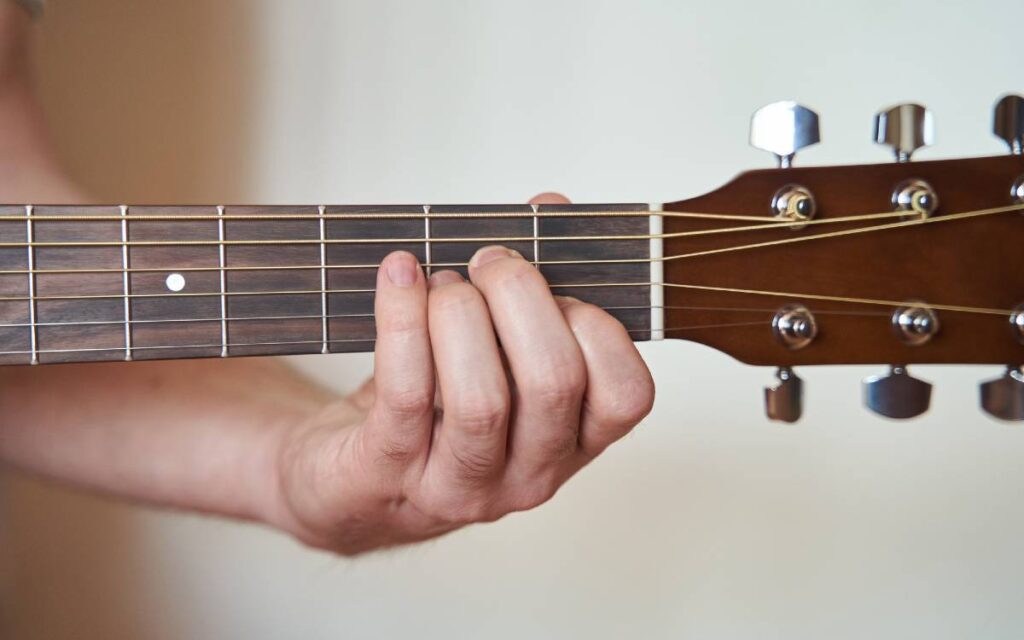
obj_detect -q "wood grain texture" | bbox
[662,154,1024,365]
[0,204,651,365]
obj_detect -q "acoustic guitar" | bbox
[1,97,1021,423]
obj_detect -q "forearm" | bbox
[0,358,342,523]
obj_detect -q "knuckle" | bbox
[380,386,434,420]
[429,282,481,313]
[509,479,560,513]
[486,255,540,285]
[603,373,656,427]
[422,493,495,525]
[565,302,613,334]
[523,365,585,409]
[448,392,509,438]
[448,445,501,483]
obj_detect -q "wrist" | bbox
[257,397,365,550]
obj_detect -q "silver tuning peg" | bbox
[873,103,933,162]
[980,367,1024,422]
[994,94,1024,155]
[750,101,820,168]
[862,366,932,419]
[764,367,803,423]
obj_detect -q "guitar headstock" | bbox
[661,95,1024,422]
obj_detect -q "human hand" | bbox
[270,195,655,554]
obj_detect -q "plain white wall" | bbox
[3,1,1024,638]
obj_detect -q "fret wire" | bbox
[216,205,228,357]
[530,204,540,266]
[120,205,133,361]
[423,205,433,277]
[24,205,38,364]
[318,205,328,354]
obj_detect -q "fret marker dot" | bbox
[165,273,186,292]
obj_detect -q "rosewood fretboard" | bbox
[0,204,658,365]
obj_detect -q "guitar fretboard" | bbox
[0,203,660,365]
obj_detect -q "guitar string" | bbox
[0,322,782,358]
[0,209,774,222]
[0,203,1019,277]
[0,202,1016,312]
[0,208,919,248]
[0,208,908,276]
[0,305,893,331]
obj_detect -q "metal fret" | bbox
[119,206,133,360]
[24,205,38,364]
[423,205,432,276]
[531,203,540,266]
[217,205,228,357]
[649,204,664,340]
[318,205,328,354]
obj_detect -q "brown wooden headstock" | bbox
[661,154,1024,368]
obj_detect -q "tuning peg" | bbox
[764,367,803,423]
[750,101,820,168]
[994,94,1024,155]
[873,103,933,162]
[862,366,932,419]
[980,367,1024,422]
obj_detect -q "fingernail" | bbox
[470,245,519,269]
[384,252,419,286]
[428,270,463,289]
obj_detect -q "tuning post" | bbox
[892,303,940,346]
[1012,304,1024,344]
[1011,175,1024,206]
[891,178,939,219]
[873,103,933,162]
[980,367,1024,422]
[863,366,932,419]
[772,304,818,349]
[764,367,804,423]
[771,184,817,228]
[994,94,1024,155]
[750,101,820,168]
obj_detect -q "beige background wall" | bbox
[3,1,1024,638]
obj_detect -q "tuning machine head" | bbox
[980,367,1024,422]
[873,103,933,162]
[994,94,1024,155]
[750,101,820,168]
[862,366,932,419]
[765,367,803,423]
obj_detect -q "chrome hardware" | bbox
[772,304,818,349]
[771,184,817,228]
[862,366,932,419]
[1012,305,1024,344]
[892,303,940,346]
[750,101,820,168]
[994,94,1024,155]
[891,178,939,219]
[873,103,933,162]
[764,367,803,423]
[980,367,1024,422]
[1011,175,1024,206]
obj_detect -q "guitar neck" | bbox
[0,203,663,365]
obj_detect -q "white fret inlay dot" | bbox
[165,273,186,292]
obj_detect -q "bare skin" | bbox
[0,5,655,555]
